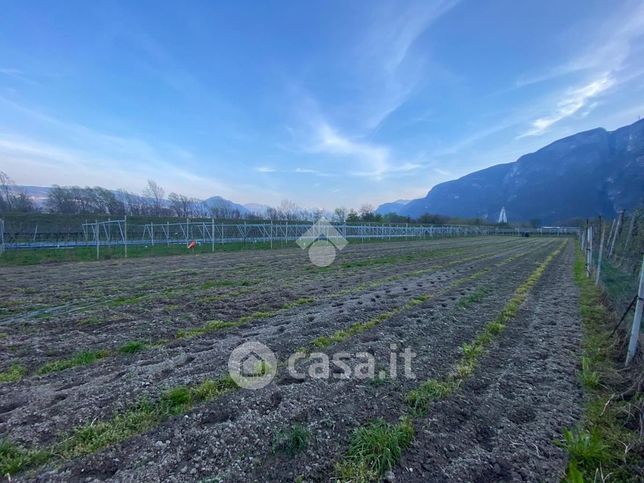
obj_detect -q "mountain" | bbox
[203,196,249,215]
[375,199,410,215]
[382,119,644,224]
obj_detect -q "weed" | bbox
[560,429,608,469]
[272,424,310,456]
[336,418,414,481]
[176,320,239,338]
[0,364,27,383]
[406,379,455,413]
[580,356,600,389]
[37,350,110,375]
[118,341,146,354]
[0,439,49,477]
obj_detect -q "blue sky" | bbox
[1,0,643,209]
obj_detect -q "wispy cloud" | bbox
[255,166,276,173]
[309,121,422,179]
[519,74,614,137]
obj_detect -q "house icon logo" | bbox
[228,341,277,390]
[296,217,348,267]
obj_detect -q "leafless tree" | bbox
[142,180,165,216]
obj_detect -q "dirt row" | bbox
[0,238,526,373]
[395,241,582,482]
[1,238,552,454]
[15,239,565,481]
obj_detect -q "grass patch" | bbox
[406,379,455,414]
[0,364,27,383]
[457,286,489,308]
[37,350,110,375]
[176,320,239,338]
[560,248,643,481]
[0,439,50,478]
[2,375,237,475]
[118,340,147,354]
[336,418,414,481]
[272,424,310,456]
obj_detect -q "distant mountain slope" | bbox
[203,196,249,215]
[391,119,644,224]
[375,199,410,215]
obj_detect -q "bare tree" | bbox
[333,207,347,223]
[143,180,165,216]
[0,171,35,213]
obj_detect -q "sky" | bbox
[1,0,643,210]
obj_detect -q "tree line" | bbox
[0,171,487,225]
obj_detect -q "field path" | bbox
[395,242,583,481]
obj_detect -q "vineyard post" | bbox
[609,210,623,258]
[595,219,605,286]
[124,216,128,258]
[623,212,635,254]
[95,220,99,260]
[211,218,215,252]
[625,255,644,367]
[584,219,589,276]
[151,222,155,247]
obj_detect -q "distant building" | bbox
[498,207,507,224]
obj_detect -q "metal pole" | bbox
[586,224,593,278]
[95,220,99,260]
[623,212,636,255]
[595,220,605,286]
[167,221,170,246]
[151,222,154,247]
[609,210,623,258]
[211,217,215,252]
[124,216,128,258]
[625,256,644,366]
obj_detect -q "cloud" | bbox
[255,166,276,173]
[309,121,422,179]
[519,74,615,137]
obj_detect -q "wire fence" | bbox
[0,217,577,251]
[582,209,644,366]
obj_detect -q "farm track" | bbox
[0,239,548,452]
[1,238,567,481]
[0,238,523,373]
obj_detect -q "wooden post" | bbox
[595,220,605,286]
[625,255,644,367]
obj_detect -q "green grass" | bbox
[272,424,310,456]
[336,418,414,481]
[560,248,643,481]
[406,379,456,414]
[1,375,238,476]
[457,286,489,308]
[0,364,27,383]
[176,320,240,338]
[37,350,110,375]
[117,341,147,354]
[0,439,50,477]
